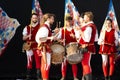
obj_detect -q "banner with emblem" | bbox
[64,0,80,27]
[0,7,20,55]
[101,0,119,31]
[32,0,43,22]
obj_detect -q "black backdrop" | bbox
[0,0,120,79]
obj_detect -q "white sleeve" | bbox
[118,31,120,43]
[35,27,49,44]
[22,26,28,36]
[115,30,119,46]
[56,28,62,39]
[82,26,92,42]
[98,30,105,45]
[95,29,98,42]
[98,34,103,45]
[75,30,80,39]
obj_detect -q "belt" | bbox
[80,43,94,48]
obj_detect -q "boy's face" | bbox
[31,15,38,23]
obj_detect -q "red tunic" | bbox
[79,23,96,53]
[26,24,40,49]
[61,28,77,45]
[41,24,52,53]
[99,29,116,54]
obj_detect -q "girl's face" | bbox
[79,17,84,23]
[106,20,112,28]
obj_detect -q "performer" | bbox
[56,16,79,80]
[98,18,119,80]
[78,11,97,80]
[74,13,85,42]
[35,13,55,80]
[22,13,41,80]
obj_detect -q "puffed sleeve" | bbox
[35,27,49,44]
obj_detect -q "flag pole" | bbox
[64,0,67,46]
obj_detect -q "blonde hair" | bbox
[40,13,55,27]
[84,11,94,21]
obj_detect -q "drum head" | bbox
[66,42,79,55]
[67,52,83,64]
[51,43,65,54]
[66,42,79,48]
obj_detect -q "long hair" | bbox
[40,13,55,27]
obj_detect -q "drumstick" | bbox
[56,21,58,28]
[58,21,61,28]
[52,21,59,32]
[29,20,33,40]
[40,21,61,42]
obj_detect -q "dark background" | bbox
[0,0,120,79]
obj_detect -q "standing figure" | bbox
[78,11,97,80]
[98,18,119,80]
[22,13,41,80]
[35,13,55,80]
[74,13,85,42]
[56,16,79,80]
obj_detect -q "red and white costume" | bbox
[22,22,41,70]
[98,28,119,77]
[35,21,52,79]
[57,27,78,78]
[78,21,97,76]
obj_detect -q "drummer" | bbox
[55,15,79,80]
[35,13,55,80]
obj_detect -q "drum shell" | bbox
[66,42,83,64]
[50,43,65,64]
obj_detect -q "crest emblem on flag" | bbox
[98,0,119,47]
[64,0,80,26]
[32,0,43,22]
[0,7,20,55]
[101,0,119,31]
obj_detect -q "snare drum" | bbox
[66,42,83,64]
[50,43,65,64]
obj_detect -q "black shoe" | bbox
[36,69,42,80]
[108,76,112,80]
[104,76,108,80]
[26,69,31,80]
[84,73,92,80]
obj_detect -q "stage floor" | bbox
[0,55,120,80]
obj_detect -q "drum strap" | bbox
[80,43,94,48]
[86,43,94,46]
[26,41,36,44]
[37,43,51,53]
